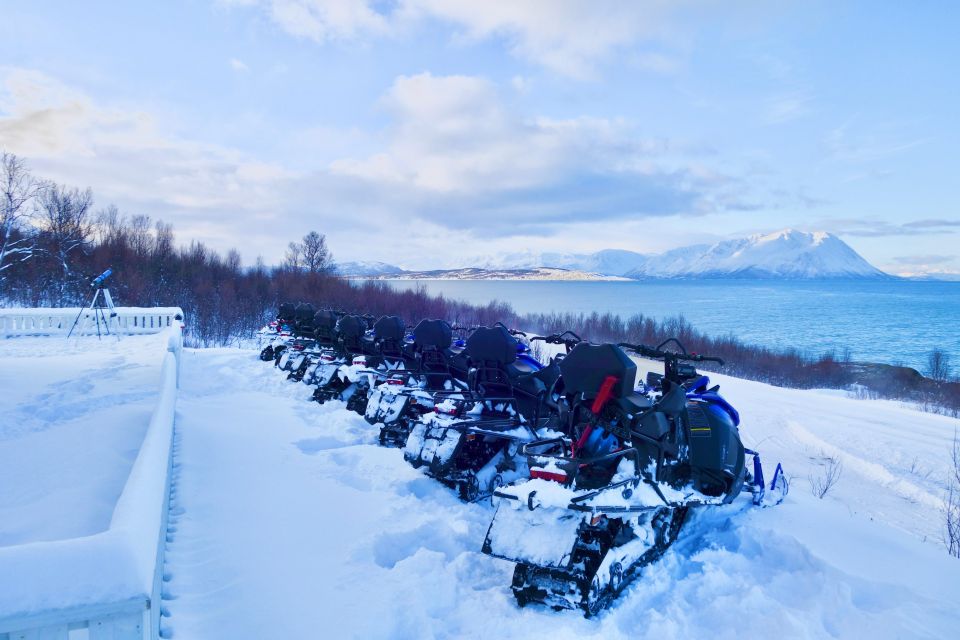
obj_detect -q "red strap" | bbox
[591,375,618,414]
[572,424,593,457]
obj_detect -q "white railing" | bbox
[0,322,183,640]
[0,307,184,337]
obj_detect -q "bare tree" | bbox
[928,348,952,383]
[36,183,94,305]
[809,453,843,499]
[301,230,333,274]
[0,151,41,281]
[946,432,960,558]
[284,240,303,270]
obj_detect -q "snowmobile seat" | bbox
[294,303,316,333]
[466,326,517,365]
[412,319,453,350]
[559,343,637,400]
[313,309,338,344]
[336,315,366,352]
[374,315,405,342]
[278,302,296,324]
[617,392,653,415]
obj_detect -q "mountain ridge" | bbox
[337,229,894,279]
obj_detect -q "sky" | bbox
[1,0,958,274]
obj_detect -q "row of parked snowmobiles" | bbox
[257,301,788,616]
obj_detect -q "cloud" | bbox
[229,58,249,72]
[327,72,748,233]
[893,254,955,266]
[230,0,689,78]
[834,218,960,237]
[264,0,391,42]
[0,67,757,263]
[0,67,295,254]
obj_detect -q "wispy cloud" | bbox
[826,217,960,237]
[229,58,249,72]
[228,0,690,78]
[893,254,955,265]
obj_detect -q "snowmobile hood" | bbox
[687,390,740,427]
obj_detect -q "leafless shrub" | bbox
[928,348,952,383]
[809,453,843,499]
[946,432,960,558]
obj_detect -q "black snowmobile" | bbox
[482,339,787,616]
[402,325,577,502]
[286,309,341,382]
[365,319,474,447]
[274,302,319,371]
[258,301,297,361]
[311,314,408,415]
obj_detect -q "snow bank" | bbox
[0,325,182,638]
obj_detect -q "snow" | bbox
[3,332,960,637]
[158,346,960,638]
[0,334,168,545]
[0,329,180,620]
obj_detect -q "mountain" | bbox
[625,230,889,279]
[336,261,406,277]
[376,267,626,281]
[475,230,889,279]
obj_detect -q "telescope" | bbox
[91,269,113,288]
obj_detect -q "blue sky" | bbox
[1,1,958,274]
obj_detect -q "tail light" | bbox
[436,405,458,416]
[530,469,568,483]
[293,344,305,351]
[321,354,336,362]
[386,378,404,386]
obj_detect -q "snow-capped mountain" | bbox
[626,229,888,279]
[474,230,889,279]
[336,261,406,277]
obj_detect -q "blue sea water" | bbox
[382,279,960,372]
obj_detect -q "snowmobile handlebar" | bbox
[530,330,582,345]
[617,341,724,366]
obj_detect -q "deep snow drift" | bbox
[159,346,960,639]
[0,333,167,546]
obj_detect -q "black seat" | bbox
[559,343,637,400]
[313,309,337,344]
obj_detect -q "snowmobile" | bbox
[272,302,319,370]
[365,319,472,447]
[258,302,297,361]
[402,325,578,502]
[311,314,409,415]
[285,309,341,382]
[481,339,787,616]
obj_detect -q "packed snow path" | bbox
[163,347,960,639]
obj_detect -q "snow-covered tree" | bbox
[0,152,41,285]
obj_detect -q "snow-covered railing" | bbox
[0,324,183,640]
[0,307,184,337]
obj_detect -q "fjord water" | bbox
[383,279,960,372]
